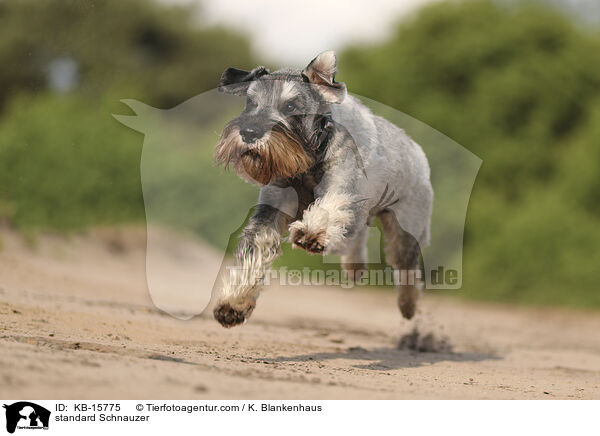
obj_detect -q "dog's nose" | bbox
[240,127,263,143]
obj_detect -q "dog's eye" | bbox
[246,98,257,110]
[283,99,300,115]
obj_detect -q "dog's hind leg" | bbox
[378,209,422,320]
[340,224,369,282]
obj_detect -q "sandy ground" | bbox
[1,227,599,399]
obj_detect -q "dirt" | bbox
[397,327,453,353]
[1,227,599,399]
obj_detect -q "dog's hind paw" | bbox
[398,285,420,320]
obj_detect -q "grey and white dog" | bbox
[214,51,433,328]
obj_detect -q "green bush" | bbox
[0,93,145,231]
[0,0,255,111]
[0,0,259,239]
[341,0,600,308]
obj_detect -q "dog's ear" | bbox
[303,51,346,104]
[218,66,270,95]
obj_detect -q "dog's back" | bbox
[331,95,433,246]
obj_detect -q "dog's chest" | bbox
[280,165,325,221]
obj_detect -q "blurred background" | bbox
[0,0,599,309]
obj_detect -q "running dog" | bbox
[214,51,433,328]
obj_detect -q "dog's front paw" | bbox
[290,226,326,254]
[213,300,255,328]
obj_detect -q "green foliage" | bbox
[0,0,258,238]
[342,0,600,308]
[0,93,145,231]
[0,0,255,110]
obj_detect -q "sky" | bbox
[161,0,440,65]
[160,0,600,66]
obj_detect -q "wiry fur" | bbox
[221,226,281,302]
[289,192,354,253]
[215,124,313,186]
[340,225,369,281]
[214,225,281,327]
[213,51,433,328]
[379,209,423,319]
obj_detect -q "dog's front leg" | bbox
[214,186,296,328]
[289,151,368,255]
[213,218,279,327]
[289,190,358,254]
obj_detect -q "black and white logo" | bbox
[3,402,50,434]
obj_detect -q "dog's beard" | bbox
[215,124,314,185]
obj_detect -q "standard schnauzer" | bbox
[213,51,433,328]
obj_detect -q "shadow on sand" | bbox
[270,346,500,371]
[269,329,500,371]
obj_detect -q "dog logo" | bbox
[3,402,50,434]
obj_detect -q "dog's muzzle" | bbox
[215,123,314,185]
[239,126,264,143]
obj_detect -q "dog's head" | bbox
[215,51,346,185]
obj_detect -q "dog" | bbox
[213,51,433,328]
